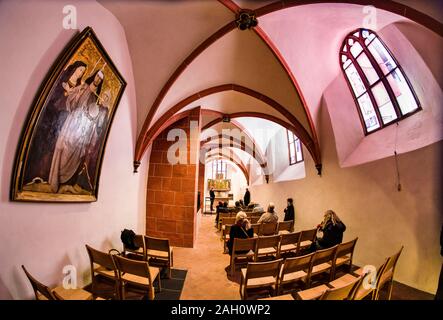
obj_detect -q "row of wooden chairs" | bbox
[239,240,355,300]
[217,212,264,230]
[229,229,320,274]
[295,246,404,300]
[222,221,295,252]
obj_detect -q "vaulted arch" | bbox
[205,153,250,185]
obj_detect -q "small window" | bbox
[287,130,303,165]
[212,159,227,179]
[341,29,420,134]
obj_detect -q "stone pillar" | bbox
[146,107,201,248]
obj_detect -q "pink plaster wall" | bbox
[0,0,146,299]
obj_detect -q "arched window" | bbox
[287,130,303,165]
[340,29,420,134]
[212,159,227,179]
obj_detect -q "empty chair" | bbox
[278,253,314,295]
[123,234,146,261]
[144,235,174,279]
[349,261,389,300]
[256,235,281,261]
[112,254,161,300]
[22,265,92,300]
[240,259,283,300]
[85,245,120,299]
[329,237,358,279]
[306,245,338,287]
[222,224,232,253]
[278,220,293,235]
[298,228,317,253]
[230,237,258,276]
[295,284,330,300]
[374,246,404,300]
[259,222,278,236]
[319,275,363,300]
[279,232,301,257]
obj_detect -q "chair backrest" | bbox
[144,235,170,253]
[260,222,278,236]
[312,245,338,266]
[383,246,403,277]
[250,223,261,235]
[245,259,283,283]
[320,275,363,300]
[223,224,232,237]
[21,265,55,300]
[257,235,281,250]
[281,253,314,276]
[219,212,230,221]
[278,220,293,232]
[280,232,301,246]
[86,244,117,272]
[232,237,257,253]
[250,217,260,224]
[222,217,236,226]
[336,237,358,259]
[299,228,317,242]
[350,260,389,300]
[112,254,153,284]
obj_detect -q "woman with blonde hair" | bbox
[227,211,254,256]
[311,209,346,252]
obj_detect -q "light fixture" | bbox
[236,10,258,31]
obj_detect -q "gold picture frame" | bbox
[11,26,126,202]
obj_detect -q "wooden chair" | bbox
[250,217,260,224]
[349,260,389,300]
[240,259,283,300]
[279,232,301,257]
[329,237,358,279]
[218,213,230,230]
[278,220,293,234]
[258,294,294,300]
[295,284,330,300]
[222,217,236,229]
[256,235,281,261]
[278,252,314,294]
[319,274,363,300]
[222,224,232,253]
[112,254,161,300]
[374,246,404,300]
[230,237,258,276]
[297,228,317,253]
[259,222,278,236]
[123,234,146,261]
[306,245,338,287]
[144,235,174,279]
[250,223,261,237]
[22,265,92,300]
[85,245,120,299]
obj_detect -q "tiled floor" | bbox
[175,214,435,300]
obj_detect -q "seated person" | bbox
[215,201,229,225]
[238,199,245,209]
[257,202,278,224]
[227,212,254,256]
[252,204,264,214]
[233,201,242,213]
[311,210,346,251]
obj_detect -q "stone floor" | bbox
[174,213,435,300]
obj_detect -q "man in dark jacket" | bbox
[284,198,295,222]
[243,188,251,206]
[209,187,215,212]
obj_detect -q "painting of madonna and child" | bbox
[11,27,126,202]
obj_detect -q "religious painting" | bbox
[11,27,126,202]
[207,179,231,191]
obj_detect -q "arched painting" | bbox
[11,27,126,202]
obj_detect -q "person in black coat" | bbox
[243,188,251,206]
[227,212,254,256]
[311,210,346,252]
[284,198,295,222]
[209,187,215,212]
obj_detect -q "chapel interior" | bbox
[0,0,442,301]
